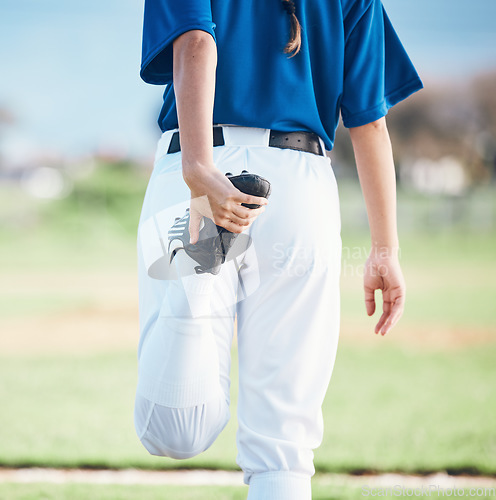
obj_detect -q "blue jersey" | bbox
[141,0,423,151]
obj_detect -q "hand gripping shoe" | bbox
[168,171,271,275]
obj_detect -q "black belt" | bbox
[167,127,324,156]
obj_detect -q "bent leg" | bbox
[134,154,240,459]
[134,249,240,458]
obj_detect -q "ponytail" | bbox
[281,0,302,57]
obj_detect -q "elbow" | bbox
[349,116,389,144]
[368,116,388,132]
[353,116,387,133]
[173,30,217,81]
[174,30,215,56]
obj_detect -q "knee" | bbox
[134,395,229,460]
[139,426,207,460]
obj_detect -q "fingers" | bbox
[216,209,263,233]
[188,208,203,245]
[236,193,269,208]
[231,204,265,221]
[374,299,392,335]
[189,205,265,239]
[378,294,405,336]
[364,287,376,316]
[364,255,405,336]
[188,182,269,240]
[214,204,266,233]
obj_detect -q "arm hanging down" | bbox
[349,117,406,336]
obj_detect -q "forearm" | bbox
[173,30,217,177]
[349,117,399,254]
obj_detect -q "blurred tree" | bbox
[472,72,496,182]
[473,72,496,134]
[0,106,15,170]
[0,107,15,125]
[331,71,496,186]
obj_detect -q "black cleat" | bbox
[168,172,271,275]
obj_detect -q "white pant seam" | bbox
[138,399,157,441]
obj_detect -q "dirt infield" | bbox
[0,269,138,355]
[1,269,494,355]
[1,303,494,356]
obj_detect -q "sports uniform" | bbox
[134,1,422,499]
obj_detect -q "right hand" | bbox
[183,164,268,244]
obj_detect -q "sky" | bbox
[1,0,495,164]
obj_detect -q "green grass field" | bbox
[0,481,372,500]
[3,480,492,500]
[0,343,494,474]
[0,484,250,500]
[1,166,495,498]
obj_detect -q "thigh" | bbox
[235,147,342,479]
[137,149,239,402]
[137,142,254,402]
[137,150,189,358]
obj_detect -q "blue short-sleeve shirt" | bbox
[141,0,423,151]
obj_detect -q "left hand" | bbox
[363,251,406,335]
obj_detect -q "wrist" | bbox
[369,242,400,260]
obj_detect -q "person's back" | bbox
[141,0,421,150]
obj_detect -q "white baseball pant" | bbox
[134,126,342,500]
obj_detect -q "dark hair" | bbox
[281,0,302,57]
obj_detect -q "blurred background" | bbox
[0,0,495,498]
